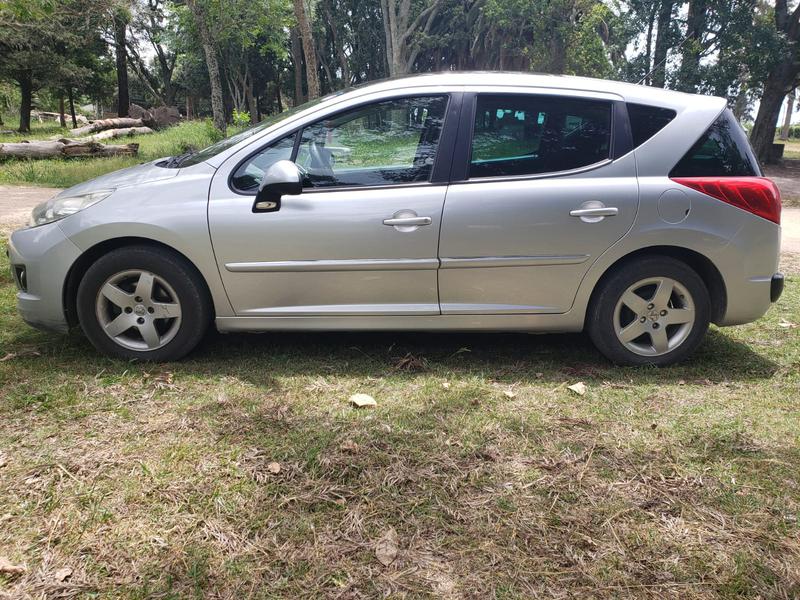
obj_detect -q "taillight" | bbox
[670,177,781,224]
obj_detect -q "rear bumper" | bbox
[8,222,81,334]
[771,272,784,303]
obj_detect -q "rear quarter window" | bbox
[627,103,676,148]
[670,109,761,177]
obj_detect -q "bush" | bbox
[231,109,250,127]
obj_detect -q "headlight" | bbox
[30,190,114,227]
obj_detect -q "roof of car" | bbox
[337,71,724,111]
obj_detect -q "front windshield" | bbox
[178,91,346,167]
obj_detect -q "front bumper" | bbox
[7,222,82,333]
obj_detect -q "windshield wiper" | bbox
[162,151,195,168]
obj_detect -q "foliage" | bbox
[231,109,251,127]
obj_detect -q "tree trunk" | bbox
[18,71,33,133]
[58,96,66,128]
[780,89,796,140]
[186,0,226,133]
[67,88,78,128]
[294,0,320,100]
[651,0,674,88]
[751,77,790,163]
[676,0,707,92]
[0,140,139,159]
[114,13,130,117]
[290,27,305,105]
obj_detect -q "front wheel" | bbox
[76,246,210,361]
[587,256,710,366]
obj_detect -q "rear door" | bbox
[437,91,639,314]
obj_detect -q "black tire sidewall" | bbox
[76,246,210,361]
[587,256,710,366]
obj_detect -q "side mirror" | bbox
[253,160,302,213]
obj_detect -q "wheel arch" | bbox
[63,237,215,328]
[587,245,727,324]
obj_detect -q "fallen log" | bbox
[69,117,143,137]
[0,139,139,159]
[88,126,154,141]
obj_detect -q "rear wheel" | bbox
[587,256,710,366]
[77,246,210,361]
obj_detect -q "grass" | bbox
[777,137,800,160]
[0,236,799,597]
[0,119,228,188]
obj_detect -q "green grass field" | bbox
[0,239,799,597]
[0,119,227,188]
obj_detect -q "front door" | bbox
[208,95,451,316]
[438,92,638,314]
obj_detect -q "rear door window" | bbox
[469,94,612,179]
[670,109,761,177]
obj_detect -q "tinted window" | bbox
[670,109,760,177]
[296,95,448,188]
[231,134,295,191]
[469,95,612,179]
[627,103,676,148]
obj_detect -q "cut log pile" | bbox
[0,139,139,159]
[1,105,180,160]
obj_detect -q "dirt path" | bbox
[0,185,63,234]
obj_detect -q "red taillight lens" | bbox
[670,177,782,224]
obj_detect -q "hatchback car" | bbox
[8,72,783,365]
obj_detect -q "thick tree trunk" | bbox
[18,71,33,133]
[751,77,790,163]
[651,0,674,88]
[58,96,66,128]
[0,140,139,159]
[780,89,796,140]
[114,14,130,117]
[186,0,226,133]
[67,88,78,128]
[69,117,144,137]
[294,0,320,99]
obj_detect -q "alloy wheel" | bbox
[612,276,695,357]
[95,269,182,351]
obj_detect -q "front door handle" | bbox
[383,216,432,227]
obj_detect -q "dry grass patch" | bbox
[1,241,799,598]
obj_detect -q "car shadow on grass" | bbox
[2,325,779,388]
[177,326,778,386]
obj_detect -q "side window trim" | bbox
[227,93,454,196]
[455,92,618,183]
[296,93,451,191]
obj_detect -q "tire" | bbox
[76,245,211,361]
[587,256,710,366]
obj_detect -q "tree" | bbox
[780,89,796,139]
[113,3,131,116]
[127,0,180,106]
[185,0,225,132]
[293,0,320,99]
[750,0,800,162]
[0,0,109,131]
[380,0,442,76]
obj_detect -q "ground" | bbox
[0,130,799,598]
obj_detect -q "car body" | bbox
[7,72,783,364]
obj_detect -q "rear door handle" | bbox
[383,216,432,226]
[569,207,619,217]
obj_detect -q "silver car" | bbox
[7,73,784,365]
